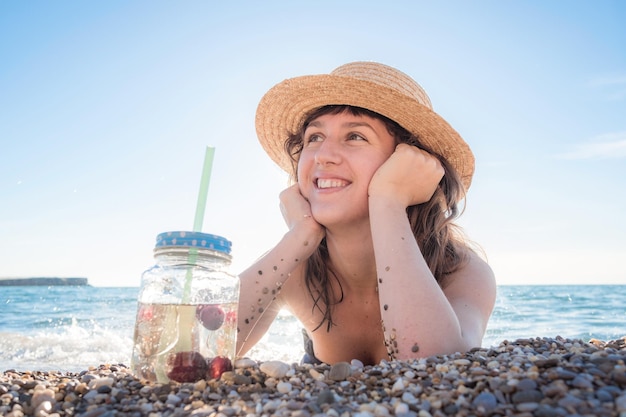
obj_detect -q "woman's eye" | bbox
[348,133,367,141]
[305,134,323,144]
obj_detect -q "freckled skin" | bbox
[385,328,399,359]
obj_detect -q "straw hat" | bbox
[255,61,475,190]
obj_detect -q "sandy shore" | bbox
[1,337,625,417]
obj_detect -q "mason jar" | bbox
[131,231,239,383]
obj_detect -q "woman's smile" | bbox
[315,177,351,190]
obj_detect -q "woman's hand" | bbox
[368,144,444,208]
[279,184,326,244]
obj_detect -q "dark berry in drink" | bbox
[207,356,233,380]
[196,305,225,330]
[166,351,207,383]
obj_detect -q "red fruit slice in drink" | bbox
[207,356,232,380]
[195,305,225,330]
[166,351,207,383]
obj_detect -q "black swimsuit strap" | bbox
[301,328,324,365]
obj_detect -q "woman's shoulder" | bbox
[442,248,496,295]
[464,249,495,279]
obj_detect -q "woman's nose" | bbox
[314,139,342,166]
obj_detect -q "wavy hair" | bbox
[284,105,470,332]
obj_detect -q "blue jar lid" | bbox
[155,231,232,255]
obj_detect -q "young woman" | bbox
[236,62,496,365]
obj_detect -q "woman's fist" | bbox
[369,144,444,208]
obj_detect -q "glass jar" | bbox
[131,231,239,383]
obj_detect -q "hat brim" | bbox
[255,74,475,191]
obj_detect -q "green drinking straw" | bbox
[193,146,215,233]
[182,146,215,303]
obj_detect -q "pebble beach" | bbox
[2,337,625,417]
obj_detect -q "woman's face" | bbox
[297,110,397,228]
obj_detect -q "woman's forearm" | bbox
[369,198,465,359]
[236,226,320,355]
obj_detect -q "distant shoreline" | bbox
[0,277,89,286]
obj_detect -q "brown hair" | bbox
[285,105,470,332]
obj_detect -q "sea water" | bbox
[1,285,624,372]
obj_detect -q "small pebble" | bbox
[571,374,594,389]
[516,402,539,412]
[512,389,543,404]
[276,381,292,394]
[259,360,290,378]
[88,377,114,390]
[329,362,352,381]
[395,402,409,414]
[401,391,418,404]
[472,391,497,414]
[234,358,257,369]
[616,393,626,412]
[351,359,364,369]
[391,378,404,393]
[31,389,55,409]
[309,368,324,381]
[34,401,52,417]
[316,388,335,405]
[166,394,181,405]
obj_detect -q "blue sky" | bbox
[1,1,625,287]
